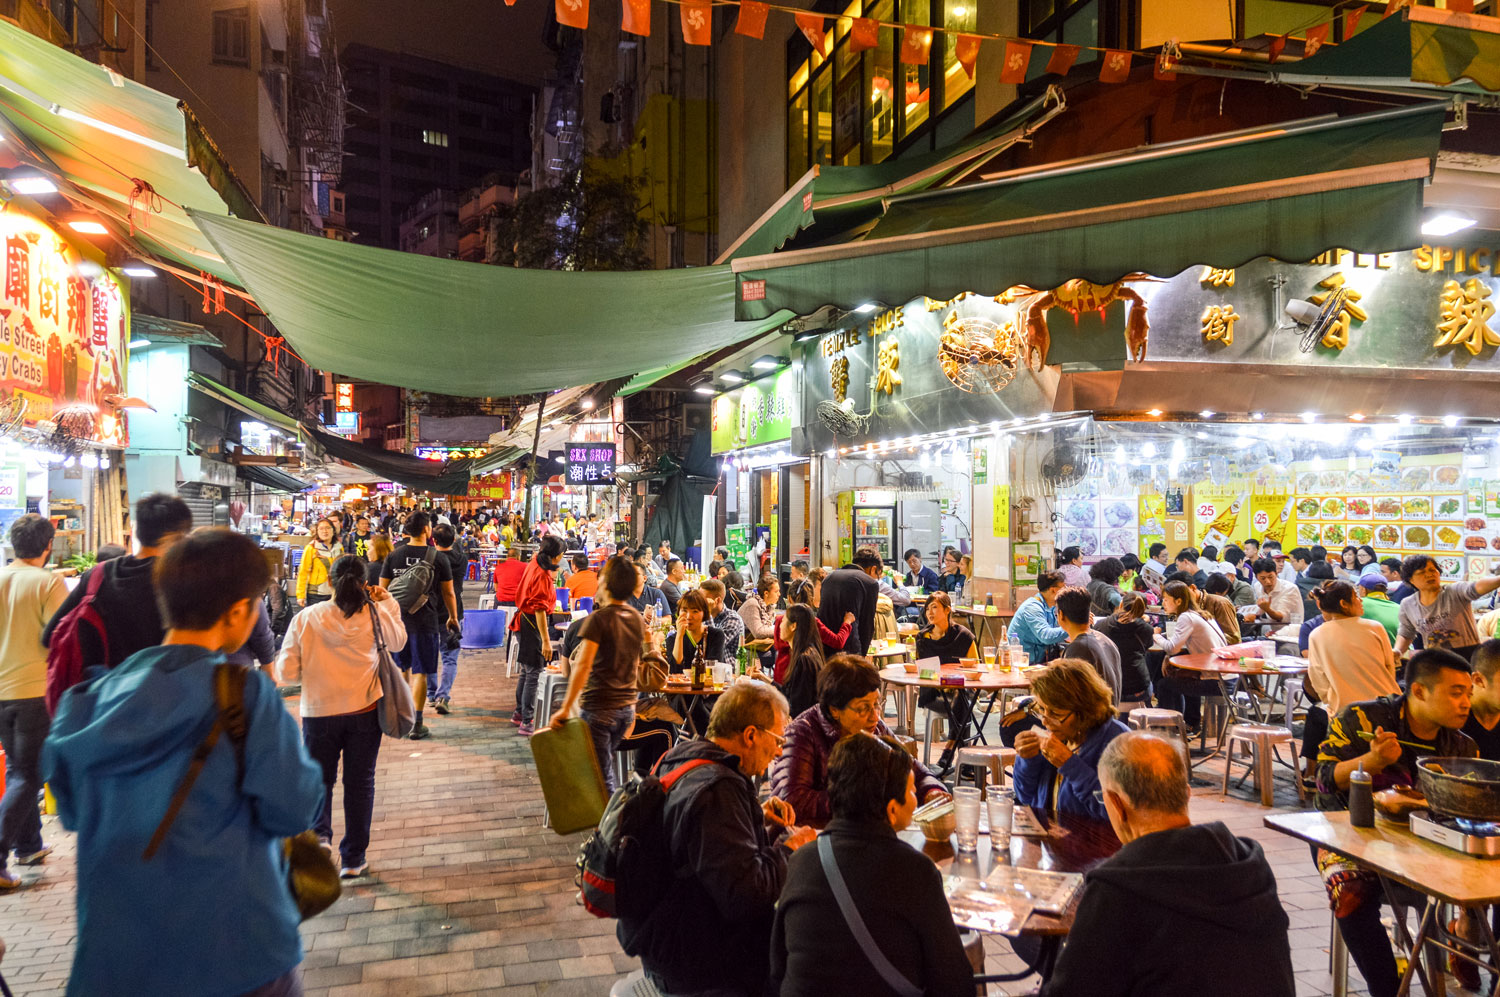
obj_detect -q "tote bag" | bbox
[370,603,416,738]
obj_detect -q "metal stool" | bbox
[1221,722,1304,807]
[952,745,1016,799]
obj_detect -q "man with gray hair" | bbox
[618,681,816,997]
[1041,731,1295,997]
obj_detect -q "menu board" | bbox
[1056,486,1138,559]
[1138,493,1165,559]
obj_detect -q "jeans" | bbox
[582,705,634,794]
[302,709,382,867]
[515,622,544,722]
[239,967,303,997]
[0,698,48,858]
[435,642,460,701]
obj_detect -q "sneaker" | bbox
[510,710,524,725]
[410,723,431,741]
[339,862,369,879]
[435,698,451,715]
[517,722,534,737]
[15,846,51,866]
[0,867,19,889]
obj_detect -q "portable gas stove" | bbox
[1410,810,1500,858]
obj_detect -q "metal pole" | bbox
[520,392,547,534]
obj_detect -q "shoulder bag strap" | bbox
[816,836,924,997]
[369,601,387,653]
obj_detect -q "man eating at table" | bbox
[1314,648,1478,997]
[1042,732,1294,997]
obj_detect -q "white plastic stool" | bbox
[1128,707,1190,764]
[477,593,496,610]
[953,745,1017,799]
[1222,722,1304,807]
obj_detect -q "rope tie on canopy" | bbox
[126,178,163,235]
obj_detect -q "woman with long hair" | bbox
[772,578,853,681]
[296,517,344,607]
[276,554,405,879]
[915,593,979,772]
[510,534,564,736]
[366,533,393,586]
[1096,592,1156,704]
[779,604,826,718]
[1151,580,1230,735]
[1336,545,1360,583]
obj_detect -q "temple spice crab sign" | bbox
[0,211,128,447]
[566,442,615,485]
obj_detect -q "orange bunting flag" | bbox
[1346,4,1368,34]
[901,24,934,66]
[905,80,929,105]
[1098,49,1131,83]
[955,34,981,79]
[1449,0,1474,11]
[850,17,879,55]
[735,0,769,39]
[505,0,517,6]
[795,12,829,55]
[1045,44,1080,76]
[1000,40,1031,84]
[1383,0,1412,18]
[1303,22,1329,57]
[1153,52,1177,81]
[622,0,650,36]
[680,1,711,44]
[555,0,587,29]
[1267,33,1287,63]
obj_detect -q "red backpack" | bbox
[45,562,112,715]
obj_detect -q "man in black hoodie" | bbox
[817,547,881,656]
[44,493,193,670]
[1042,731,1295,997]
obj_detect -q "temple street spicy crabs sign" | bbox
[566,442,615,485]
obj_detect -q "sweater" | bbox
[1306,616,1399,716]
[1012,717,1129,821]
[0,562,67,700]
[738,593,777,640]
[275,597,407,717]
[1041,823,1295,997]
[44,556,166,669]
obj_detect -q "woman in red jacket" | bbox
[772,578,853,682]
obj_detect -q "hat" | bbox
[1358,571,1387,591]
[1271,551,1286,559]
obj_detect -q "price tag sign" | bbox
[1253,510,1270,531]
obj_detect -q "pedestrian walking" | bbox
[379,512,460,741]
[510,535,563,736]
[431,523,468,714]
[296,518,343,608]
[277,554,405,879]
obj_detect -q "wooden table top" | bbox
[1168,652,1309,677]
[956,606,1014,620]
[899,812,1120,936]
[1265,810,1500,906]
[878,664,1034,691]
[867,644,914,659]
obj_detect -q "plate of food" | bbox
[1467,516,1488,532]
[1347,470,1371,492]
[1373,497,1402,518]
[1404,525,1432,550]
[1438,555,1464,579]
[1435,496,1463,520]
[1062,500,1096,529]
[1102,501,1134,529]
[1296,497,1321,519]
[1376,524,1401,547]
[1403,497,1432,520]
[1435,465,1463,487]
[1321,497,1345,519]
[1297,523,1320,545]
[1401,467,1432,490]
[1059,530,1098,556]
[1345,497,1372,520]
[1297,472,1319,492]
[1101,529,1134,555]
[1467,535,1491,551]
[1322,523,1346,546]
[1320,471,1347,491]
[1348,525,1374,546]
[1434,525,1463,550]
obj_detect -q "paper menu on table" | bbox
[943,877,1033,935]
[983,866,1086,916]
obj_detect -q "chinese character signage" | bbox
[710,368,797,454]
[412,446,487,461]
[0,210,128,447]
[329,411,360,436]
[566,442,615,484]
[335,382,354,412]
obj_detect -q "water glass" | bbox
[1258,640,1277,662]
[953,787,981,853]
[982,645,997,665]
[986,788,1015,855]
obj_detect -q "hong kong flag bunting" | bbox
[1045,44,1080,76]
[1383,0,1412,17]
[1267,33,1287,63]
[621,0,649,36]
[794,12,828,55]
[1000,40,1031,84]
[555,0,587,29]
[901,25,933,66]
[1303,22,1329,57]
[1098,49,1131,83]
[680,1,711,45]
[735,0,768,39]
[1346,4,1368,34]
[954,34,980,79]
[850,17,879,55]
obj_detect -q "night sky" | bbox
[327,0,557,85]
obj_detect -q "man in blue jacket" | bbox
[1009,569,1070,663]
[44,528,323,997]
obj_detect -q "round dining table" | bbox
[1167,652,1308,766]
[878,664,1033,748]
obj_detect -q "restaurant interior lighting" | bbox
[1199,410,1215,418]
[719,369,746,384]
[68,219,108,235]
[1250,412,1264,421]
[127,338,150,349]
[854,302,879,314]
[1301,411,1317,423]
[580,398,594,410]
[1443,414,1461,427]
[1146,408,1162,417]
[1397,413,1413,425]
[1422,212,1477,237]
[1348,413,1365,422]
[8,175,56,195]
[751,354,785,371]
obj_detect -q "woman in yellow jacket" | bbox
[297,517,345,607]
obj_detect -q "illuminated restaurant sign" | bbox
[566,441,615,484]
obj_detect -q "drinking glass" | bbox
[986,788,1015,856]
[953,787,981,853]
[982,645,997,666]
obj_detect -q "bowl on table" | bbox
[1417,757,1500,821]
[913,798,956,842]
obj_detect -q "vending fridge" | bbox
[898,499,942,565]
[837,489,896,564]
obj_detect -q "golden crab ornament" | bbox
[997,274,1157,370]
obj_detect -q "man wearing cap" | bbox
[1357,572,1400,645]
[1263,542,1298,587]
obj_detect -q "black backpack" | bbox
[576,758,718,920]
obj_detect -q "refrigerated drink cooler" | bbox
[838,490,940,567]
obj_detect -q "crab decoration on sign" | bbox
[937,313,1024,394]
[996,274,1160,369]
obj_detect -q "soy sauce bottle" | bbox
[691,639,706,691]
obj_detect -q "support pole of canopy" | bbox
[521,392,547,535]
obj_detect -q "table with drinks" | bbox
[878,653,1034,739]
[954,604,1014,649]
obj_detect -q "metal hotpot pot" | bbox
[1416,758,1500,822]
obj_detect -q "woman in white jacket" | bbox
[1151,580,1229,735]
[276,554,406,879]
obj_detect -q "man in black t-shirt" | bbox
[379,512,459,740]
[431,523,471,715]
[1466,640,1500,759]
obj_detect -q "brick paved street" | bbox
[0,637,1479,996]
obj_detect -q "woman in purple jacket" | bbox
[768,654,949,829]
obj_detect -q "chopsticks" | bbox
[1355,730,1433,751]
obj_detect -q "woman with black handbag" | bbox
[276,555,406,879]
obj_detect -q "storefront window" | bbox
[1061,0,1100,64]
[811,66,834,167]
[939,0,977,110]
[788,87,810,182]
[865,0,896,164]
[897,0,929,139]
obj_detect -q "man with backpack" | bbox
[379,512,459,741]
[615,682,815,997]
[43,494,193,711]
[42,528,323,997]
[431,523,470,715]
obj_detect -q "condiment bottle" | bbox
[1349,764,1375,828]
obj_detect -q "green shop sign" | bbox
[711,369,796,454]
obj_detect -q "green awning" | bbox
[300,424,474,495]
[190,210,793,398]
[467,446,527,476]
[0,19,255,282]
[238,464,314,494]
[186,372,301,435]
[1275,6,1500,93]
[732,105,1444,321]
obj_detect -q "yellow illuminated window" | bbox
[898,0,928,138]
[940,0,977,110]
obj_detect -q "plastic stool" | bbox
[459,608,509,650]
[609,970,662,997]
[1280,676,1308,752]
[477,593,496,610]
[1201,696,1229,749]
[953,745,1016,799]
[1222,722,1304,807]
[1128,707,1190,763]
